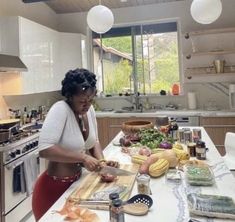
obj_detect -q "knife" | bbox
[98,166,135,176]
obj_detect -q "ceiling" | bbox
[45,0,184,14]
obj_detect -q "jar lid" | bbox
[187,142,196,148]
[136,173,150,182]
[112,199,122,207]
[109,192,119,200]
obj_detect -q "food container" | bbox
[184,164,214,186]
[187,142,196,157]
[121,120,154,135]
[136,174,150,195]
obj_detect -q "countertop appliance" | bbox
[0,130,40,222]
[169,116,199,126]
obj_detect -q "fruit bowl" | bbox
[121,120,154,135]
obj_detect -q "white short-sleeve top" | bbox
[38,101,98,152]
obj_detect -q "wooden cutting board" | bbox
[69,164,139,202]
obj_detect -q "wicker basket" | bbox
[121,120,154,135]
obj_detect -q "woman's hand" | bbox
[82,154,99,171]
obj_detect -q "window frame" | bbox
[87,18,184,96]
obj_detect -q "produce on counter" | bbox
[172,148,190,161]
[119,134,141,146]
[153,150,178,168]
[159,141,172,149]
[100,173,117,183]
[139,128,174,150]
[172,142,183,150]
[131,154,148,165]
[149,158,170,178]
[57,199,100,222]
[139,154,159,174]
[138,146,152,156]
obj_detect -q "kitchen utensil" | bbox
[99,166,135,176]
[79,202,149,216]
[126,194,153,208]
[69,164,139,202]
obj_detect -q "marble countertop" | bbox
[96,109,235,117]
[39,127,235,222]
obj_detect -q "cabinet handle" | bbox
[203,125,235,128]
[215,145,224,147]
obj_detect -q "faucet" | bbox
[123,92,143,112]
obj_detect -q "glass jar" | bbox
[136,174,150,195]
[109,193,119,222]
[187,142,196,157]
[196,140,206,160]
[111,199,125,222]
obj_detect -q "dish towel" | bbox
[13,162,26,193]
[23,153,39,195]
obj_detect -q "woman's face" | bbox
[70,89,96,115]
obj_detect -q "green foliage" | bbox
[104,59,132,94]
[102,37,132,54]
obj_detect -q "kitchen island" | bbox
[39,127,235,222]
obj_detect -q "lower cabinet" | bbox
[96,117,156,149]
[200,117,235,156]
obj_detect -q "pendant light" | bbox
[87,1,114,34]
[190,0,222,24]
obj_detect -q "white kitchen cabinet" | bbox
[0,16,87,94]
[183,27,235,83]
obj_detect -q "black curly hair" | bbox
[61,68,97,99]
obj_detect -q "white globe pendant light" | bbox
[191,0,222,24]
[87,5,114,34]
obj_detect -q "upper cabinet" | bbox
[182,27,235,83]
[0,16,87,95]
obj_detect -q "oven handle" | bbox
[5,150,39,170]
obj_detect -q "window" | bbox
[92,21,180,95]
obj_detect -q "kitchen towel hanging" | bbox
[13,162,26,193]
[23,152,39,195]
[188,92,197,110]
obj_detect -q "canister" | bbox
[184,130,192,144]
[196,140,207,160]
[187,142,196,157]
[136,174,150,195]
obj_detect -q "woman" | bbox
[32,68,106,221]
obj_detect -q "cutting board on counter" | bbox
[69,164,139,202]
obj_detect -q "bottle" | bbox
[196,140,207,160]
[109,193,119,222]
[172,83,180,95]
[111,199,125,222]
[23,107,27,125]
[169,120,179,141]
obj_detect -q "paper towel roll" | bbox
[188,92,197,110]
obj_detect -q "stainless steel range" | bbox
[0,132,40,222]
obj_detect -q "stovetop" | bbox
[0,132,40,164]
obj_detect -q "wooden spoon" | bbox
[123,202,149,216]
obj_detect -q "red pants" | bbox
[32,171,81,221]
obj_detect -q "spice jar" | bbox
[187,142,196,157]
[196,140,207,160]
[136,174,150,195]
[111,199,125,222]
[109,193,119,222]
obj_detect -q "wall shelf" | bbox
[185,27,235,37]
[184,72,235,83]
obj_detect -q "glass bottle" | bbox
[109,193,119,222]
[196,140,206,160]
[111,199,125,222]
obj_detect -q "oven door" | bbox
[4,149,39,214]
